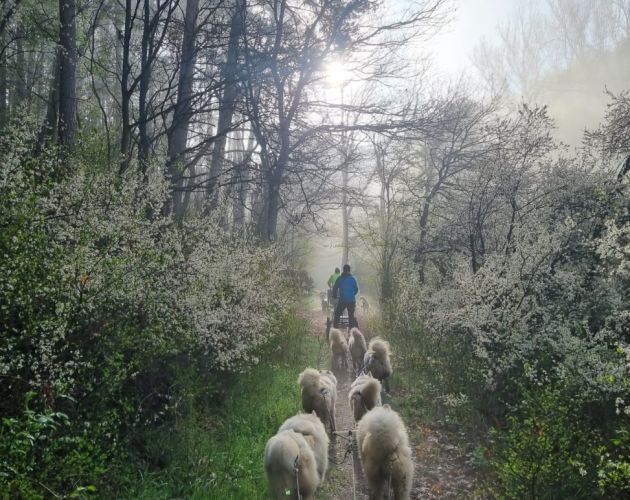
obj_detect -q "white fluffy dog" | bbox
[329,328,349,372]
[363,337,393,393]
[348,327,368,375]
[278,413,329,482]
[298,368,337,433]
[356,405,414,500]
[264,413,329,500]
[349,373,382,422]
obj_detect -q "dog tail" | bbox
[329,328,346,347]
[360,378,382,409]
[264,430,317,497]
[360,407,405,460]
[368,337,390,359]
[351,328,368,350]
[298,368,321,390]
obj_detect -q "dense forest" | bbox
[1,0,629,498]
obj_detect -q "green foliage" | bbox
[0,392,100,499]
[0,124,292,497]
[597,428,630,497]
[488,386,601,500]
[384,92,630,498]
[118,314,322,499]
[370,308,482,430]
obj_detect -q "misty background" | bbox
[2,0,629,497]
[308,0,630,293]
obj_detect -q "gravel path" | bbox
[304,307,480,500]
[318,366,369,500]
[303,309,369,500]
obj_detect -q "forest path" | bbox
[303,305,479,499]
[303,309,369,500]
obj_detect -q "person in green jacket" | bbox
[327,268,341,288]
[326,267,341,310]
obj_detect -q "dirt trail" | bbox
[303,310,368,500]
[304,308,479,499]
[320,369,370,500]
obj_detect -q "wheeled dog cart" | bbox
[325,287,350,339]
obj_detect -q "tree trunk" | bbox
[36,49,61,151]
[138,0,153,171]
[256,153,282,241]
[0,43,6,128]
[119,0,133,174]
[374,141,398,303]
[14,27,26,108]
[165,0,199,218]
[341,158,349,265]
[264,177,281,241]
[1,1,12,127]
[58,0,77,148]
[233,132,254,232]
[207,0,244,206]
[415,197,431,281]
[250,163,265,232]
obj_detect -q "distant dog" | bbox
[348,327,368,375]
[298,368,337,433]
[329,328,349,372]
[363,337,393,394]
[264,413,329,500]
[319,292,328,314]
[356,405,413,500]
[349,374,382,422]
[360,296,370,315]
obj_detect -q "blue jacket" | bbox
[333,273,359,303]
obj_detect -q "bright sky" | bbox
[429,0,519,76]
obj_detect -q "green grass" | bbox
[120,313,326,499]
[363,313,478,428]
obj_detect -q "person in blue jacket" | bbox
[332,264,359,328]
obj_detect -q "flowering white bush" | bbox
[0,123,291,495]
[173,219,289,370]
[391,159,629,496]
[1,141,288,391]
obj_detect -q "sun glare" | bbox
[325,59,352,87]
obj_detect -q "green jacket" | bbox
[327,272,341,288]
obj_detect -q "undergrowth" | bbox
[116,312,324,499]
[363,313,481,431]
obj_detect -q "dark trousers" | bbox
[333,300,357,328]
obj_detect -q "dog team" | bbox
[264,326,413,499]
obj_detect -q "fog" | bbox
[309,234,343,291]
[435,0,630,145]
[306,0,630,297]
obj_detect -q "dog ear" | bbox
[383,404,391,410]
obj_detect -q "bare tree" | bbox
[58,0,77,148]
[166,0,200,218]
[206,0,245,208]
[242,0,448,240]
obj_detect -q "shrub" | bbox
[0,123,290,495]
[488,385,601,499]
[387,150,629,496]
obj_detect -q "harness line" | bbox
[293,455,302,500]
[332,429,358,499]
[350,430,358,500]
